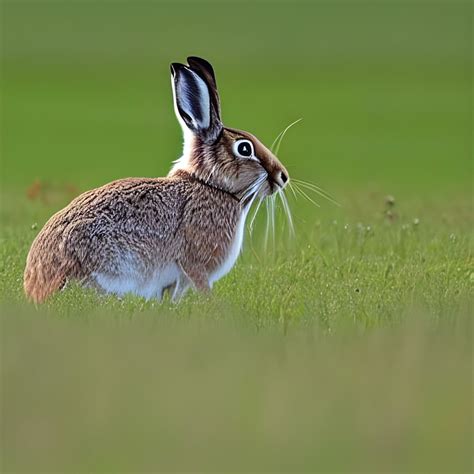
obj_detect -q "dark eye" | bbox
[233,139,254,158]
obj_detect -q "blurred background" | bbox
[1,1,472,472]
[2,0,471,195]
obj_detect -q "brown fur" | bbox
[24,57,289,302]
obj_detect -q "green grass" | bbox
[2,306,471,472]
[1,1,473,472]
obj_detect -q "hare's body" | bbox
[24,57,289,303]
[25,173,246,301]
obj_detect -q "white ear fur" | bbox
[172,67,211,133]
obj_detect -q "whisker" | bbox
[288,181,298,200]
[264,199,271,252]
[270,118,303,156]
[246,190,260,211]
[293,181,337,202]
[247,174,268,235]
[293,183,321,208]
[249,196,264,234]
[292,178,331,195]
[294,181,339,205]
[292,178,340,206]
[279,190,295,237]
[241,173,266,203]
[244,175,299,250]
[270,195,276,249]
[291,183,307,200]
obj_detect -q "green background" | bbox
[2,1,471,194]
[1,1,472,472]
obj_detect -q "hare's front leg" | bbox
[179,262,210,294]
[169,275,191,302]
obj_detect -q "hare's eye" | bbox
[233,139,254,159]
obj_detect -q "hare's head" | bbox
[169,57,289,203]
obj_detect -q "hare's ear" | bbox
[170,62,222,144]
[187,56,221,120]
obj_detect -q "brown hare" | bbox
[24,57,289,303]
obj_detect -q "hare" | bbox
[24,56,289,303]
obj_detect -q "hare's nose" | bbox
[275,171,288,188]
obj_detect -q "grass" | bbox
[1,1,473,472]
[2,192,472,473]
[1,192,472,329]
[2,306,471,472]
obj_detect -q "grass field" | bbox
[1,1,473,472]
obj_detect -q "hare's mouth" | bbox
[267,180,279,196]
[266,175,288,196]
[260,179,279,198]
[243,169,289,201]
[264,169,288,195]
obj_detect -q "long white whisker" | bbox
[292,178,340,206]
[270,118,303,155]
[245,174,268,235]
[270,130,286,154]
[295,181,338,204]
[271,118,303,155]
[246,190,260,212]
[270,195,276,249]
[291,184,306,200]
[241,182,255,202]
[249,196,264,234]
[264,199,271,252]
[279,190,295,238]
[241,173,266,203]
[241,186,255,203]
[288,181,298,200]
[293,183,321,208]
[293,179,337,199]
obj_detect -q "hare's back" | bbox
[55,177,190,269]
[70,177,187,225]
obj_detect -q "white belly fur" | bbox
[209,204,250,287]
[93,260,181,300]
[92,206,250,298]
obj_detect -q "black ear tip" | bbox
[187,56,214,70]
[170,62,186,76]
[187,55,205,63]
